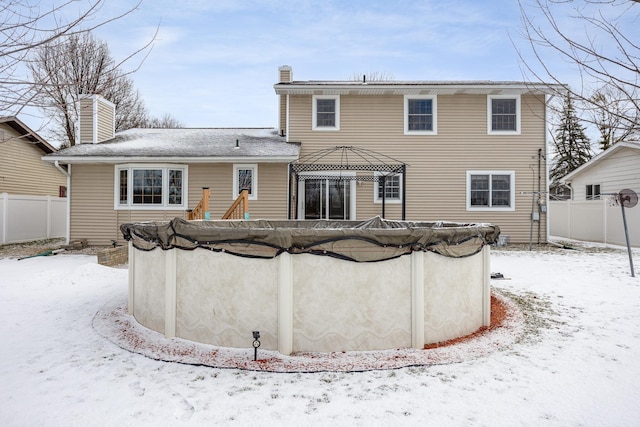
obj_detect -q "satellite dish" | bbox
[618,189,638,208]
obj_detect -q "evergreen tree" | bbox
[550,93,593,191]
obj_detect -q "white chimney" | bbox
[77,94,115,144]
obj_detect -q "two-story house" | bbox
[275,66,558,244]
[45,68,559,246]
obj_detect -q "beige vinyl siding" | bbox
[243,163,289,219]
[278,67,292,134]
[188,163,289,220]
[289,93,548,243]
[70,164,117,245]
[97,101,115,142]
[279,68,292,82]
[0,125,66,196]
[78,96,115,144]
[70,162,291,246]
[279,95,287,135]
[78,98,94,144]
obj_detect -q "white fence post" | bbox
[1,192,7,245]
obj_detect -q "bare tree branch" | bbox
[1,0,150,118]
[516,0,640,141]
[28,32,150,146]
[145,113,184,128]
[348,71,395,82]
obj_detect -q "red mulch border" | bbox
[93,291,522,373]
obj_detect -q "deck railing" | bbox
[185,187,210,220]
[222,189,249,220]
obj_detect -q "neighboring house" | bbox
[549,141,640,247]
[0,116,67,244]
[45,68,559,246]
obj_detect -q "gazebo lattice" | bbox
[288,146,407,220]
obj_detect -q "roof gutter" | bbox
[54,160,70,176]
[54,161,71,245]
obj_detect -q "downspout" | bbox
[1,192,7,244]
[55,161,71,245]
[286,94,290,143]
[538,148,542,244]
[287,163,293,220]
[54,160,69,177]
[544,93,554,245]
[401,164,407,221]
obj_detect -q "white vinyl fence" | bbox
[549,200,640,248]
[0,193,67,245]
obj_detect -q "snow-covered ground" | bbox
[1,242,639,426]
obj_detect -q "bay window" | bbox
[115,164,187,209]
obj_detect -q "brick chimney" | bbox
[278,65,292,137]
[77,94,115,144]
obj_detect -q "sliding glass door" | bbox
[300,175,354,220]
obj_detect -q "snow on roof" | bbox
[46,128,300,163]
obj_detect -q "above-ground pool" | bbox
[121,217,500,355]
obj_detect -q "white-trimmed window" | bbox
[586,184,601,200]
[312,95,340,131]
[404,95,437,135]
[374,172,402,203]
[233,164,257,200]
[488,95,520,134]
[467,171,515,211]
[115,164,188,209]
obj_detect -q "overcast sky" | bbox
[21,0,635,133]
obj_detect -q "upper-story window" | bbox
[115,164,187,210]
[586,184,601,200]
[374,172,402,203]
[467,170,515,211]
[404,95,437,135]
[312,95,340,131]
[488,95,520,135]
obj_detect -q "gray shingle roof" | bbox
[274,80,565,96]
[46,128,300,162]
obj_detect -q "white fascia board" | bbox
[274,83,562,96]
[43,156,300,164]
